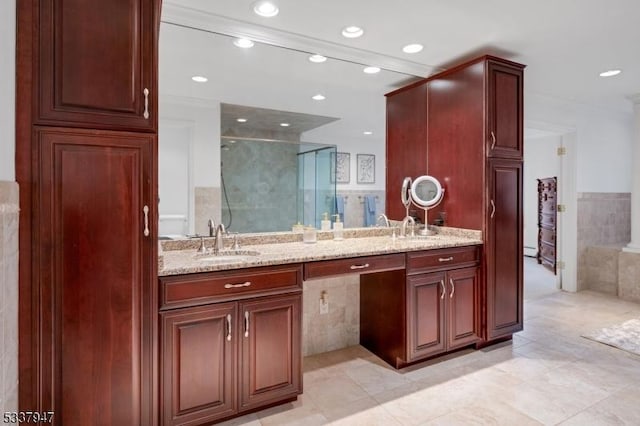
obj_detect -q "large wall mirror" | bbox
[158,10,421,236]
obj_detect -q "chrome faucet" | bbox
[377,213,390,227]
[401,215,416,238]
[207,218,216,237]
[213,223,226,254]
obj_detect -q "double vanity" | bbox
[158,227,483,424]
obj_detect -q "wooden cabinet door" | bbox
[446,267,481,349]
[407,272,446,361]
[239,294,302,412]
[486,159,524,340]
[37,0,158,131]
[487,61,523,159]
[36,128,156,425]
[161,303,237,426]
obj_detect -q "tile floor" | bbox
[222,258,640,425]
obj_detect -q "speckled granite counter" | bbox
[159,227,482,276]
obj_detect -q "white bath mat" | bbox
[583,318,640,356]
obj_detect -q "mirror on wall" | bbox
[158,20,421,235]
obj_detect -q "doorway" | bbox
[523,128,564,295]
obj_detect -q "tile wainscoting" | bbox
[0,181,19,414]
[577,192,630,291]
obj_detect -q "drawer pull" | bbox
[350,263,370,270]
[440,280,445,300]
[224,281,252,289]
[143,205,150,237]
[226,314,232,341]
[438,257,454,262]
[244,311,250,338]
[449,278,455,299]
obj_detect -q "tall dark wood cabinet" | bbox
[385,56,524,345]
[17,0,160,424]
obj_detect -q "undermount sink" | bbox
[196,250,261,262]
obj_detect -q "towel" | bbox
[364,195,377,226]
[335,195,345,223]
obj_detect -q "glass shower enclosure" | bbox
[297,144,337,229]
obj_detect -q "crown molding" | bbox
[161,2,436,77]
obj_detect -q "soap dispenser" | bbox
[332,214,344,240]
[321,212,331,231]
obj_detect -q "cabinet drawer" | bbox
[407,246,479,275]
[160,265,302,310]
[304,253,405,280]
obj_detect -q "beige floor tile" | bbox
[322,396,401,425]
[559,385,640,425]
[257,394,328,426]
[216,413,261,426]
[424,398,543,426]
[345,360,411,395]
[304,375,369,412]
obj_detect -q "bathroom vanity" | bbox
[157,230,483,424]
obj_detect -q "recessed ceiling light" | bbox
[363,131,373,135]
[191,75,208,83]
[309,54,327,63]
[599,69,622,77]
[403,44,424,54]
[253,1,279,17]
[280,123,290,127]
[236,118,248,123]
[363,66,381,74]
[342,26,364,38]
[229,140,236,144]
[312,94,326,101]
[233,38,254,48]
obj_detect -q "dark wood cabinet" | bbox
[407,272,446,360]
[239,295,302,412]
[159,267,303,425]
[361,246,480,368]
[385,55,524,347]
[537,177,558,273]
[161,304,236,426]
[36,127,156,425]
[385,82,429,220]
[18,0,160,421]
[486,159,524,339]
[36,0,158,131]
[407,267,480,362]
[487,61,524,159]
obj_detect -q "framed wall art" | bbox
[356,154,375,184]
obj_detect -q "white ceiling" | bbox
[163,0,640,113]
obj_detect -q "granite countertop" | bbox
[159,228,483,276]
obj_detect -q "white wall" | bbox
[526,92,633,193]
[159,99,221,188]
[523,134,561,255]
[0,0,16,181]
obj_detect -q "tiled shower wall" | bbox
[0,181,19,413]
[577,192,630,291]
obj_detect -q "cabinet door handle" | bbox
[449,278,455,299]
[490,199,496,219]
[438,257,454,262]
[226,314,232,342]
[143,88,150,119]
[439,280,445,300]
[490,131,496,150]
[350,263,370,270]
[143,205,150,237]
[244,311,250,338]
[224,281,252,289]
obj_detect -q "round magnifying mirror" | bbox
[410,175,444,208]
[401,177,412,208]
